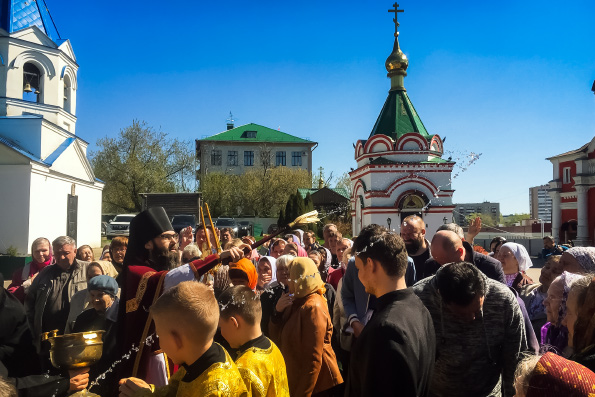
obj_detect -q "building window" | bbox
[292,151,302,166]
[211,150,222,166]
[242,130,257,138]
[276,151,286,166]
[563,167,571,184]
[228,151,238,166]
[244,151,254,166]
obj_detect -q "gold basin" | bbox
[46,330,105,369]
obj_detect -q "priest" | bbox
[118,207,241,386]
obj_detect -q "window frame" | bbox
[244,150,254,166]
[275,151,286,166]
[211,149,222,166]
[291,151,303,166]
[227,150,239,166]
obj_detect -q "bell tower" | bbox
[0,0,78,132]
[349,3,455,237]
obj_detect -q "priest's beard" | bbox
[148,244,181,271]
[405,239,422,255]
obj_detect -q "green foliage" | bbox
[6,245,18,257]
[465,212,498,226]
[201,167,311,218]
[334,172,351,191]
[502,213,531,226]
[90,120,194,213]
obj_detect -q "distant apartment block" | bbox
[454,202,501,226]
[529,185,552,222]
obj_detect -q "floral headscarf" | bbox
[501,242,533,272]
[566,247,595,273]
[526,352,595,397]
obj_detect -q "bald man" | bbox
[423,230,505,283]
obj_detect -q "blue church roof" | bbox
[0,0,62,43]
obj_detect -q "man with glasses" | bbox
[118,207,242,386]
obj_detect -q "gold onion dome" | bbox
[385,33,408,75]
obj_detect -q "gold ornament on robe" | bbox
[235,341,290,397]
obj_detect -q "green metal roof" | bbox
[369,90,431,141]
[298,188,350,200]
[200,123,315,144]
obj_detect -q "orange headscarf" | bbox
[229,258,258,290]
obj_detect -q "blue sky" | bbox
[49,0,595,215]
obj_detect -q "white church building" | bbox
[350,5,455,238]
[0,0,103,255]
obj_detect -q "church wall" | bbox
[0,117,43,157]
[0,165,31,255]
[28,171,103,253]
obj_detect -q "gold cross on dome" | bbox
[388,3,404,34]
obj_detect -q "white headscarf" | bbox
[501,242,533,272]
[258,256,277,289]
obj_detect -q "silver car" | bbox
[105,214,136,239]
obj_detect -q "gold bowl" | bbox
[45,330,105,369]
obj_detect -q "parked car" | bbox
[105,214,136,239]
[267,223,279,234]
[215,217,238,235]
[171,214,198,234]
[238,221,253,237]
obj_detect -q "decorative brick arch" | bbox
[429,135,443,154]
[396,133,428,151]
[364,134,394,154]
[385,174,438,198]
[355,140,365,159]
[352,178,367,200]
[395,189,430,209]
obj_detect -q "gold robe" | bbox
[136,347,247,397]
[235,339,290,397]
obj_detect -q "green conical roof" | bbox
[369,90,431,141]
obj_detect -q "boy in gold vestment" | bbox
[119,281,247,397]
[219,286,290,397]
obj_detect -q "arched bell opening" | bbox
[23,62,43,103]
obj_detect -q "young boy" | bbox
[219,285,289,396]
[119,281,247,396]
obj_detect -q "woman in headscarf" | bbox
[497,242,534,291]
[8,237,53,303]
[542,271,582,356]
[269,239,287,259]
[560,247,595,274]
[566,276,595,372]
[283,242,308,258]
[260,254,293,338]
[72,275,120,397]
[269,257,343,396]
[514,352,595,397]
[317,246,332,282]
[256,256,277,291]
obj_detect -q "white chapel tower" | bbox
[0,0,104,254]
[350,3,455,237]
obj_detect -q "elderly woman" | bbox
[514,352,595,397]
[497,242,534,291]
[76,245,94,262]
[521,255,564,340]
[565,276,595,372]
[65,262,105,333]
[270,257,343,396]
[72,275,119,397]
[269,239,287,259]
[8,237,53,303]
[260,255,292,338]
[560,247,595,274]
[542,271,582,356]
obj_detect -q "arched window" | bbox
[23,63,43,103]
[63,75,72,113]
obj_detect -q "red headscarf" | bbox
[526,352,595,397]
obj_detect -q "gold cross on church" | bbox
[388,3,404,34]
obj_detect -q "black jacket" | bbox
[345,288,436,397]
[422,241,506,284]
[0,275,69,396]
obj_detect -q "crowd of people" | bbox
[2,209,595,396]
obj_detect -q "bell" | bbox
[35,89,41,95]
[23,83,32,93]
